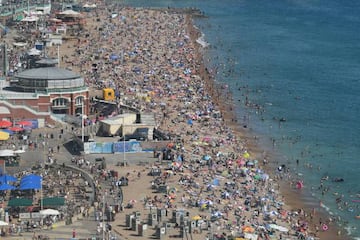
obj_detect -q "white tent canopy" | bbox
[21,16,39,22]
[59,10,81,16]
[28,48,42,56]
[40,209,60,216]
[268,224,289,232]
[0,149,15,157]
[83,3,97,8]
[0,220,9,226]
[13,42,27,47]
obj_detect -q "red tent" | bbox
[16,121,32,127]
[8,126,23,132]
[0,120,12,128]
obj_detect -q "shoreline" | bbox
[186,10,350,240]
[49,4,351,239]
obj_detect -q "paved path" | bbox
[3,126,157,240]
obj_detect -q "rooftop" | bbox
[15,67,80,80]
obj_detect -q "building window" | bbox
[52,98,69,107]
[75,96,84,105]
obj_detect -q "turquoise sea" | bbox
[120,0,360,238]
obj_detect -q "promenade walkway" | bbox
[2,126,155,240]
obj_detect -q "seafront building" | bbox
[0,0,90,126]
[0,62,89,126]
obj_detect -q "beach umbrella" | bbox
[246,161,254,167]
[109,54,119,60]
[236,158,246,166]
[0,183,16,191]
[212,178,220,186]
[0,120,12,128]
[40,209,60,216]
[242,226,255,233]
[0,131,9,140]
[8,126,23,132]
[16,120,32,127]
[261,173,269,181]
[203,155,211,161]
[243,151,250,159]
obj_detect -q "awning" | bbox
[16,15,24,21]
[8,198,33,207]
[0,149,14,156]
[41,197,65,206]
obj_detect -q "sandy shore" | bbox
[47,3,350,240]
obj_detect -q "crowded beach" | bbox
[0,1,351,239]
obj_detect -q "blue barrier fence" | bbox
[84,141,154,154]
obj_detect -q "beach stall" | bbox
[0,150,21,167]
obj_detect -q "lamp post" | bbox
[81,100,84,142]
[123,116,126,166]
[102,194,105,240]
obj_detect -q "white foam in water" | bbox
[345,226,353,235]
[196,33,210,48]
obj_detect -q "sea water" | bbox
[121,0,360,237]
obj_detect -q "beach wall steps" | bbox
[0,100,49,117]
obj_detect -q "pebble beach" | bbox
[1,2,351,240]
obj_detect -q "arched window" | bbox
[52,98,69,107]
[75,96,84,106]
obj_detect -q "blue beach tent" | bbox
[0,129,14,135]
[0,183,16,191]
[0,174,17,183]
[20,174,42,190]
[20,174,42,183]
[19,181,41,190]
